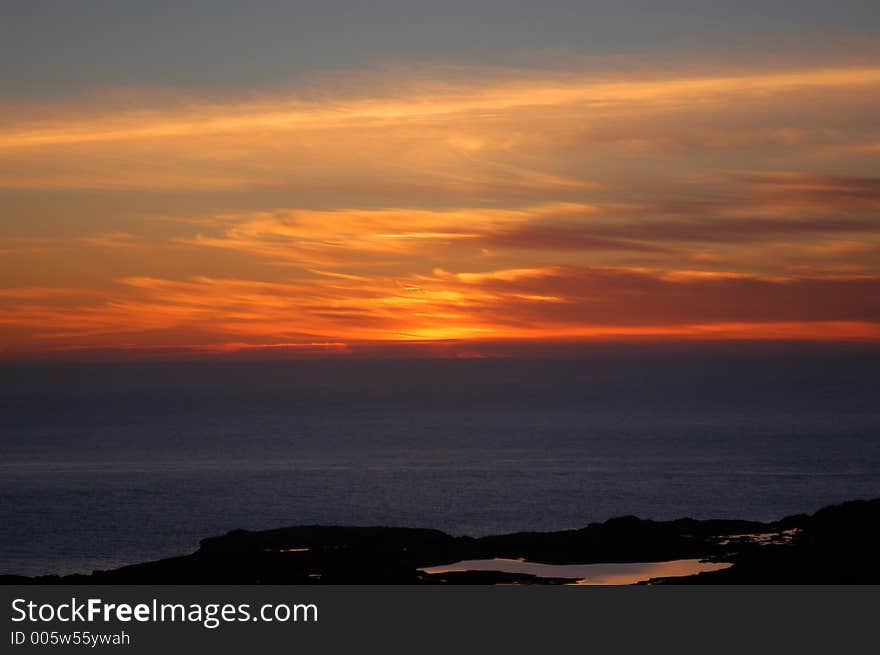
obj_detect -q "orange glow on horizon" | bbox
[2,61,879,359]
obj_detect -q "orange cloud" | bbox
[2,64,879,195]
[3,265,879,358]
[2,61,880,358]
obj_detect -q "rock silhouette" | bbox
[3,499,877,584]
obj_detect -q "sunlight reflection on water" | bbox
[420,557,732,584]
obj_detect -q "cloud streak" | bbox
[2,60,880,357]
[2,265,879,358]
[2,64,880,195]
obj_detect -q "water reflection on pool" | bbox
[420,557,732,584]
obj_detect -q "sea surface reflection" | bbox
[420,557,732,584]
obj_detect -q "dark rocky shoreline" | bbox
[3,499,878,584]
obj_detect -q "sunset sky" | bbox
[2,1,880,359]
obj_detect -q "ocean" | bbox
[1,353,879,576]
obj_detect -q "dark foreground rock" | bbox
[657,498,880,584]
[3,499,877,584]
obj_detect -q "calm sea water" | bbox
[2,354,879,576]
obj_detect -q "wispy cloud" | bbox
[2,60,880,357]
[2,64,879,194]
[3,265,879,358]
